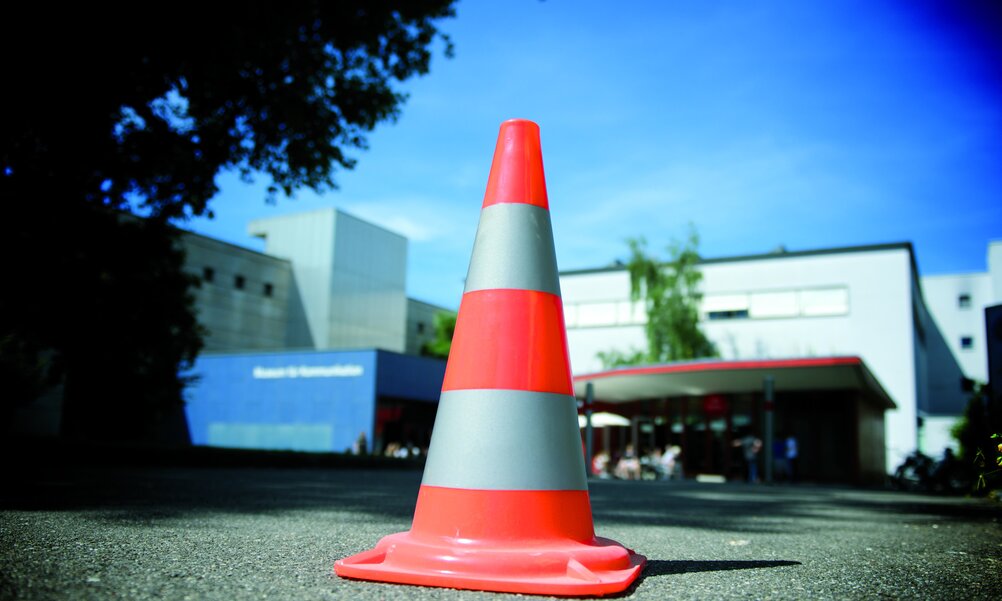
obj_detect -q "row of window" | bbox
[702,287,849,319]
[202,266,274,297]
[564,286,850,329]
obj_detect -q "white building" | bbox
[562,242,998,474]
[920,240,1002,453]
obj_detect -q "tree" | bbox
[421,311,457,360]
[597,227,717,368]
[951,382,1002,493]
[0,1,457,440]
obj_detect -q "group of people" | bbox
[591,444,684,480]
[382,441,422,459]
[590,431,800,484]
[350,431,425,459]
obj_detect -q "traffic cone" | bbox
[334,119,646,596]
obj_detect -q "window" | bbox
[616,300,646,325]
[564,300,645,328]
[416,322,426,334]
[707,309,749,321]
[234,275,245,290]
[202,267,215,283]
[958,294,972,309]
[577,302,618,327]
[749,291,798,318]
[703,293,750,316]
[799,287,849,316]
[263,282,274,297]
[563,303,578,328]
[960,336,974,350]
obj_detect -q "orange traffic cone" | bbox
[334,119,645,596]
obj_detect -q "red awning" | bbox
[573,356,895,410]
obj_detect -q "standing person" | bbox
[660,445,677,480]
[785,434,799,483]
[647,447,666,479]
[732,430,762,483]
[670,445,684,479]
[353,431,368,455]
[773,436,790,482]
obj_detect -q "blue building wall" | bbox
[374,350,447,403]
[185,349,381,453]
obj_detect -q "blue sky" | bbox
[183,0,1002,310]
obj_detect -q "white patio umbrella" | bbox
[578,412,631,429]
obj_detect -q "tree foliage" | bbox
[421,311,457,360]
[0,1,456,440]
[597,227,717,368]
[3,1,456,218]
[951,382,1002,492]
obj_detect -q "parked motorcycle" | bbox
[891,449,971,494]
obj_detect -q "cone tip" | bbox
[500,118,539,129]
[483,119,548,209]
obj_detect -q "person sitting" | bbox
[383,442,400,458]
[661,445,682,480]
[646,447,668,480]
[614,444,642,480]
[591,451,611,478]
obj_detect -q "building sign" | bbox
[252,364,365,379]
[702,394,728,416]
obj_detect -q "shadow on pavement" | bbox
[587,479,1002,533]
[643,559,801,576]
[2,466,424,522]
[603,559,802,599]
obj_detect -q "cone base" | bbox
[334,532,645,597]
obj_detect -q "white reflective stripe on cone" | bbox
[463,203,561,296]
[422,389,587,491]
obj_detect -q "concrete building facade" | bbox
[406,298,448,357]
[181,234,294,352]
[182,207,448,356]
[178,208,451,456]
[186,348,445,454]
[921,241,1002,383]
[920,241,1002,454]
[248,208,408,352]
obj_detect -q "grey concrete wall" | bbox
[406,298,451,356]
[180,233,292,351]
[249,208,408,353]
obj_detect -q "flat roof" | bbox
[573,356,896,410]
[560,241,915,277]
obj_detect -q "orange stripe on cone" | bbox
[482,119,549,209]
[410,486,595,543]
[443,289,572,394]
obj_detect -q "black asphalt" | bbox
[2,465,1000,600]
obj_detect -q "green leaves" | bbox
[598,225,717,369]
[421,311,457,360]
